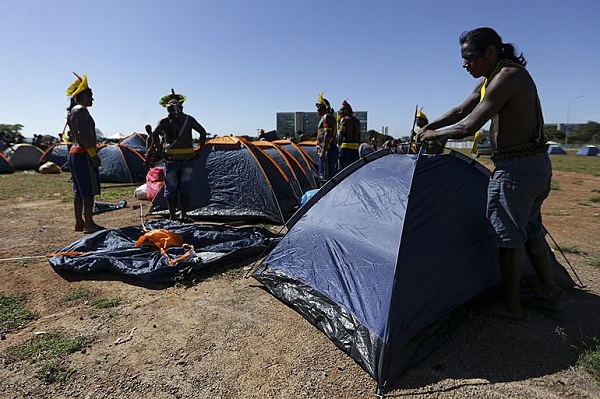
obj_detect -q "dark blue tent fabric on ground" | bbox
[253,150,575,394]
[48,220,280,283]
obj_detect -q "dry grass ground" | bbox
[0,153,599,398]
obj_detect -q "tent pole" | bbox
[544,228,585,288]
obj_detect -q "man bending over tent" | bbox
[417,27,560,322]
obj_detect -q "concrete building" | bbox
[277,111,368,141]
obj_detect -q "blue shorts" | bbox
[487,153,552,248]
[69,153,100,198]
[164,159,194,198]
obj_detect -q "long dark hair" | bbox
[459,27,527,66]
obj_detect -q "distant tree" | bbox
[569,121,600,144]
[0,123,24,145]
[544,124,564,142]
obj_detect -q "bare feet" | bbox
[83,224,106,234]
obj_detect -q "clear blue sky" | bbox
[1,0,599,139]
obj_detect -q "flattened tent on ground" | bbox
[119,132,149,156]
[548,145,567,154]
[0,152,14,174]
[98,143,147,183]
[253,150,575,395]
[576,145,599,156]
[6,143,44,170]
[148,136,284,224]
[48,220,280,283]
[39,142,70,171]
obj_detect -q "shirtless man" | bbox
[417,27,559,321]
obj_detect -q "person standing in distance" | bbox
[147,89,207,222]
[315,92,338,183]
[417,27,559,321]
[337,100,361,170]
[65,73,104,234]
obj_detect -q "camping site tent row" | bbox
[271,140,318,193]
[251,140,304,199]
[118,132,148,156]
[576,145,599,156]
[39,142,70,171]
[253,149,575,395]
[548,145,567,154]
[6,143,44,170]
[148,136,290,224]
[97,143,147,183]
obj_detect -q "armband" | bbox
[86,147,97,157]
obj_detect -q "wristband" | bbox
[86,147,97,157]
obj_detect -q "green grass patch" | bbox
[572,180,584,185]
[90,297,122,309]
[589,196,600,203]
[552,245,587,255]
[3,331,89,383]
[0,172,135,202]
[586,255,600,268]
[550,180,561,191]
[0,294,39,333]
[63,289,96,303]
[578,339,600,383]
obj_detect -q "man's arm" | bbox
[189,116,207,146]
[424,81,483,131]
[419,68,521,141]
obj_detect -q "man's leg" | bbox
[167,196,178,221]
[74,196,84,231]
[82,196,104,233]
[499,246,525,319]
[525,235,562,311]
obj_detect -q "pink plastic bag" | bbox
[146,166,164,201]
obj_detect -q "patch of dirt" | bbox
[1,169,599,399]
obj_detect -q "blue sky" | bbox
[1,0,599,139]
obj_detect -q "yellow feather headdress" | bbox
[160,89,186,107]
[316,92,330,109]
[66,72,89,97]
[416,107,428,123]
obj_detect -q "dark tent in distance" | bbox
[252,140,303,200]
[0,152,14,174]
[119,132,149,156]
[253,150,575,395]
[576,145,599,156]
[48,220,280,284]
[7,143,44,170]
[242,139,300,217]
[148,136,284,224]
[297,140,319,171]
[97,143,147,183]
[272,140,318,193]
[548,145,567,154]
[39,143,70,171]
